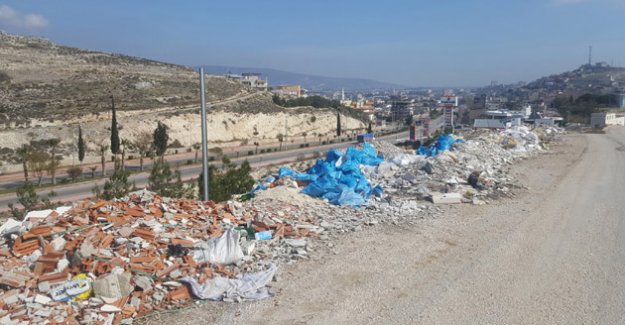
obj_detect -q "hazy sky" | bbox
[1,0,624,87]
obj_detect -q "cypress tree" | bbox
[110,96,120,155]
[367,121,372,134]
[153,121,169,159]
[336,111,342,136]
[78,125,85,162]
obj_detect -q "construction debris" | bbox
[0,189,308,324]
[0,126,562,324]
[431,192,464,204]
[363,126,561,204]
[275,142,383,207]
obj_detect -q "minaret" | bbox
[341,88,345,101]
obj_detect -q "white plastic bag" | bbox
[180,264,277,301]
[192,229,244,265]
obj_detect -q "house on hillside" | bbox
[272,85,304,98]
[241,73,268,91]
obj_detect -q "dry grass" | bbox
[0,32,249,127]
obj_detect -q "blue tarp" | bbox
[278,143,383,207]
[417,134,464,157]
[250,175,276,194]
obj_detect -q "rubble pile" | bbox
[253,126,560,208]
[275,143,383,207]
[369,139,407,159]
[0,189,337,324]
[417,134,464,157]
[364,126,557,204]
[0,126,562,324]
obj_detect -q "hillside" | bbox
[0,32,251,127]
[524,63,625,95]
[0,33,367,173]
[203,65,407,91]
[0,91,366,173]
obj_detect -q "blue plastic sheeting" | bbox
[417,135,464,157]
[250,176,276,193]
[279,143,383,207]
[278,167,318,182]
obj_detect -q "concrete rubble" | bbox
[363,126,562,205]
[0,126,562,324]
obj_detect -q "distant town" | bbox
[221,60,625,134]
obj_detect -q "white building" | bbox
[241,73,268,91]
[590,112,625,128]
[473,109,523,129]
[473,119,512,129]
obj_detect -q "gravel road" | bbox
[148,127,625,325]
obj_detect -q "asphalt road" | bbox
[0,128,406,190]
[0,131,409,209]
[199,127,625,324]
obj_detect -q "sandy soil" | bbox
[142,128,625,324]
[0,93,365,174]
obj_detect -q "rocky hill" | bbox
[524,63,625,95]
[0,31,250,127]
[0,32,367,173]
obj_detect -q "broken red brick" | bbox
[132,228,155,241]
[167,285,191,301]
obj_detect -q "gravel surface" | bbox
[146,127,625,324]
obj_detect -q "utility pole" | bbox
[199,68,209,201]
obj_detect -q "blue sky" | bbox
[1,0,624,87]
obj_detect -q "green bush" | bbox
[9,182,55,220]
[16,182,40,211]
[199,160,255,202]
[66,166,83,182]
[93,166,131,200]
[148,159,194,198]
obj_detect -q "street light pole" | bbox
[199,68,209,201]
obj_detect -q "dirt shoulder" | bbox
[142,133,587,325]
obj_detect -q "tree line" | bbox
[272,94,343,109]
[552,93,617,122]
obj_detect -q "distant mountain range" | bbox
[202,65,407,91]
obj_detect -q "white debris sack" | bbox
[192,229,244,265]
[180,264,277,301]
[0,218,23,236]
[391,154,422,166]
[23,206,71,222]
